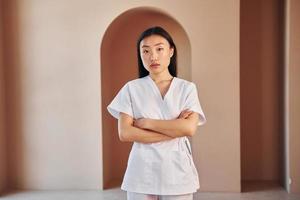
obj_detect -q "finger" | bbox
[178,109,190,118]
[178,109,193,118]
[178,112,185,118]
[182,112,192,119]
[179,112,190,119]
[178,115,184,119]
[183,111,194,118]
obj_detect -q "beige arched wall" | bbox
[3,0,291,194]
[0,0,299,194]
[0,0,241,193]
[190,2,241,192]
[101,7,191,189]
[0,0,103,191]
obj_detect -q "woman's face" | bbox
[139,35,174,75]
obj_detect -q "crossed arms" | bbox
[117,109,199,144]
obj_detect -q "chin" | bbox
[150,70,163,75]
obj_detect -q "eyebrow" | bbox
[141,42,165,48]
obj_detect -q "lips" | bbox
[150,63,160,67]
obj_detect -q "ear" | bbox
[170,47,174,58]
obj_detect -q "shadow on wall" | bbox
[1,0,25,191]
[100,6,192,189]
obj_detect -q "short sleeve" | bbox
[184,83,207,126]
[107,83,134,120]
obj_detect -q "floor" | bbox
[0,182,299,200]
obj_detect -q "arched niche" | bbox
[100,6,191,189]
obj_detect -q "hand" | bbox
[178,109,194,119]
[133,118,149,129]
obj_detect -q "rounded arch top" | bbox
[100,6,192,80]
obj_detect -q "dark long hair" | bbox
[137,26,177,78]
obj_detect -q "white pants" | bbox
[127,192,193,200]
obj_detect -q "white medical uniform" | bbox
[107,75,206,195]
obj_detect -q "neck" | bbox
[149,72,173,83]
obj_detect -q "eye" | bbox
[142,49,149,54]
[158,47,164,51]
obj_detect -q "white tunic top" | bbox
[107,75,206,195]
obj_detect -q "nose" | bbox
[150,51,158,61]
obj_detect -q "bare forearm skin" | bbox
[144,118,196,137]
[118,120,174,144]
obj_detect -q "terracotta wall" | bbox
[240,0,284,182]
[0,0,7,193]
[1,0,24,190]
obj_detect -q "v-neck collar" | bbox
[147,75,176,101]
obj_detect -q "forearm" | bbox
[146,118,195,137]
[119,125,174,144]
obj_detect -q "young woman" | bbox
[107,26,206,200]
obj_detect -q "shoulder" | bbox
[127,76,148,85]
[126,76,147,87]
[122,76,149,91]
[174,77,196,90]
